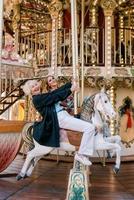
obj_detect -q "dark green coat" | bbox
[32,82,72,147]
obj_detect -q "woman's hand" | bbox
[71,81,79,93]
[71,78,79,84]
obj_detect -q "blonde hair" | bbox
[46,75,59,91]
[21,80,39,96]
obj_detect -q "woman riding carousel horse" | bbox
[16,76,98,180]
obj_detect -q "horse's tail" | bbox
[22,122,35,151]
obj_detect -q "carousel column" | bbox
[46,23,51,66]
[57,11,63,65]
[109,85,116,135]
[48,0,62,77]
[119,14,125,65]
[24,96,29,121]
[90,4,98,66]
[101,0,117,135]
[12,0,21,54]
[0,0,3,97]
[101,0,117,78]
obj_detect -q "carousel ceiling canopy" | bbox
[3,0,134,37]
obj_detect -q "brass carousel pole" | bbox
[66,2,89,200]
[70,0,78,115]
[0,0,3,97]
[81,0,85,104]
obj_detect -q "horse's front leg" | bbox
[112,143,121,174]
[104,143,121,174]
[105,135,121,158]
[95,140,121,174]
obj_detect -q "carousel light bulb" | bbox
[110,98,114,102]
[110,96,114,100]
[110,125,114,130]
[110,123,114,128]
[110,91,114,95]
[107,56,111,61]
[107,70,111,74]
[107,36,111,40]
[107,51,111,55]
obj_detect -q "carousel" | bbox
[0,0,134,199]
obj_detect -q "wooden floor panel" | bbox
[0,155,134,200]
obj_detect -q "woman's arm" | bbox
[33,82,72,106]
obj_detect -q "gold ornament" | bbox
[101,0,117,10]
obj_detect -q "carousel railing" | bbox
[19,27,105,67]
[19,30,52,67]
[19,27,134,68]
[111,27,134,67]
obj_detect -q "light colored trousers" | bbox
[57,110,95,156]
[20,111,95,176]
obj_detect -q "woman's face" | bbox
[31,81,41,95]
[47,76,58,90]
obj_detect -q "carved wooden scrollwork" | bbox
[48,0,63,18]
[101,0,117,10]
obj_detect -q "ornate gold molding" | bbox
[48,0,63,19]
[101,0,117,11]
[12,0,22,31]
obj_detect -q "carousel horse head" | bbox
[80,88,116,122]
[94,88,116,120]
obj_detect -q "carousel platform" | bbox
[0,154,134,200]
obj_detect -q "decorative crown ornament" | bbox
[101,0,117,10]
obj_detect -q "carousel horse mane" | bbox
[80,94,96,123]
[80,89,116,123]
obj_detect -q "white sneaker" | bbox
[75,153,92,166]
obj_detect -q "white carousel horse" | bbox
[16,89,120,180]
[16,124,76,180]
[80,89,121,174]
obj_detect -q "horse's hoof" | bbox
[107,151,112,159]
[16,173,28,181]
[113,167,120,174]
